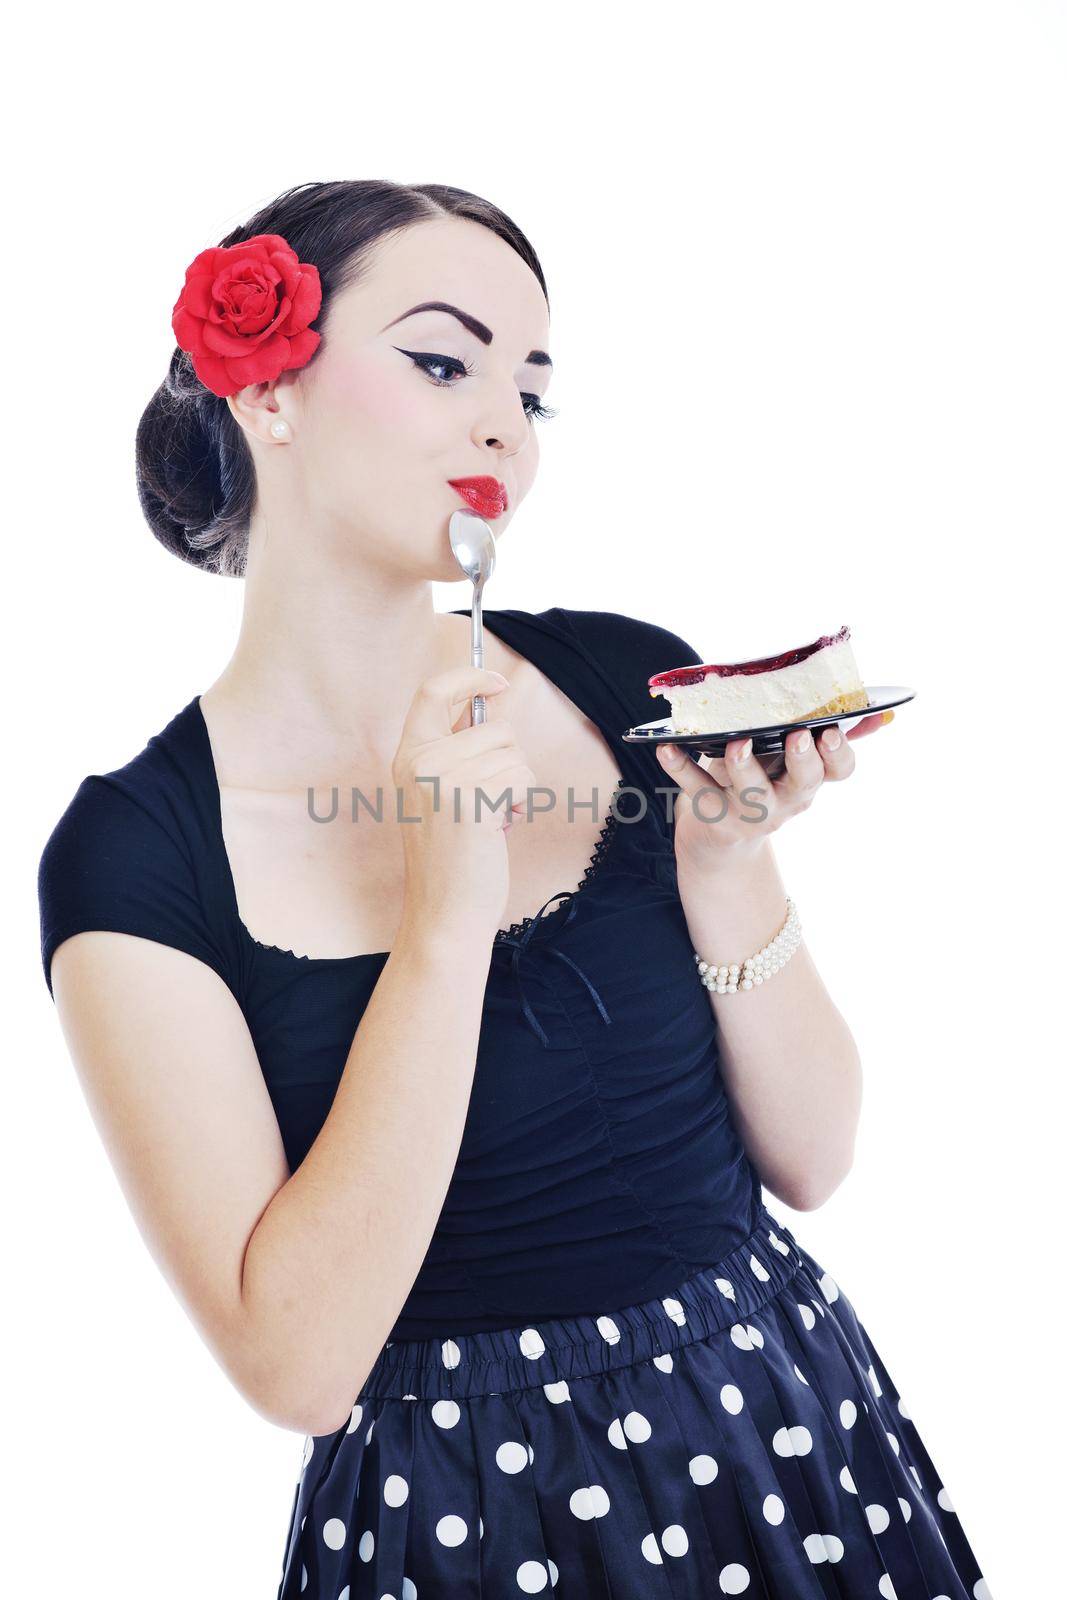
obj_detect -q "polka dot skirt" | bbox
[276,1204,992,1598]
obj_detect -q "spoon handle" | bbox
[471,588,486,725]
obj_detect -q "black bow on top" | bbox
[494,891,613,1047]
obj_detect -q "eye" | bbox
[396,348,559,423]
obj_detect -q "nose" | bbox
[479,391,531,456]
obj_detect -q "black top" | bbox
[38,607,763,1338]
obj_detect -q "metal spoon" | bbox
[448,508,498,725]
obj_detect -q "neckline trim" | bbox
[492,783,623,945]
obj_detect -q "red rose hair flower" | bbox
[171,232,323,399]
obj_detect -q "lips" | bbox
[448,476,508,518]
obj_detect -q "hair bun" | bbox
[135,350,244,575]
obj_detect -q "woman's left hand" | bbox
[657,709,893,873]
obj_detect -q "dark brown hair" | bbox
[135,180,550,577]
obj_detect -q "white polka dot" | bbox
[809,1532,844,1563]
[763,1494,785,1524]
[812,1299,827,1317]
[432,1399,461,1429]
[608,1418,628,1449]
[358,1529,373,1562]
[301,1435,315,1471]
[715,1278,737,1301]
[436,1514,468,1547]
[898,1397,912,1420]
[974,1583,993,1600]
[402,1581,417,1600]
[544,1380,571,1403]
[384,1474,409,1508]
[597,1315,621,1344]
[548,1559,559,1585]
[441,1338,461,1369]
[767,1230,790,1255]
[797,1303,816,1331]
[867,1363,883,1397]
[662,1296,687,1325]
[339,1590,350,1600]
[479,1517,484,1539]
[898,1497,912,1522]
[570,1485,610,1519]
[570,1487,595,1520]
[865,1503,890,1534]
[878,1577,897,1600]
[730,1324,755,1351]
[401,1393,417,1401]
[516,1559,549,1593]
[653,1352,674,1372]
[885,1431,901,1455]
[623,1410,652,1442]
[299,1568,306,1591]
[365,1419,375,1443]
[747,1324,765,1348]
[720,1384,744,1414]
[910,1465,923,1491]
[793,1364,809,1385]
[839,1465,856,1493]
[719,1562,751,1593]
[641,1532,663,1563]
[839,1399,858,1429]
[818,1272,840,1302]
[519,1327,546,1359]
[937,1486,956,1512]
[772,1424,813,1457]
[749,1252,770,1282]
[322,1517,346,1551]
[497,1440,530,1474]
[690,1454,719,1485]
[662,1524,689,1556]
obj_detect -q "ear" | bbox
[225,375,297,445]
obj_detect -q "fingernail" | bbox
[796,729,812,752]
[882,709,895,725]
[824,726,842,750]
[733,738,753,762]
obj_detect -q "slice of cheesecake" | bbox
[648,626,869,735]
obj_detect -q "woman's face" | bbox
[274,216,553,578]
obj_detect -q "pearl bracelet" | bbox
[693,897,802,994]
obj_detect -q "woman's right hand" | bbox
[391,666,536,939]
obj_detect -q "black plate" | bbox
[622,685,915,758]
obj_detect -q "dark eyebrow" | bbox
[380,301,553,368]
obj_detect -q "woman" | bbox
[38,179,991,1599]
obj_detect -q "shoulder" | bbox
[39,701,205,879]
[541,607,702,670]
[534,605,703,721]
[37,701,230,1001]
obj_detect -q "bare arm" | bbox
[50,917,489,1439]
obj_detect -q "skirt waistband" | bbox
[360,1203,803,1402]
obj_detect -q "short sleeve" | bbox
[38,774,233,1002]
[544,607,705,727]
[535,606,711,847]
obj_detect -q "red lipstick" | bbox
[448,476,508,518]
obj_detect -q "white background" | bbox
[8,2,1063,1593]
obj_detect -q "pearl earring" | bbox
[270,419,290,439]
